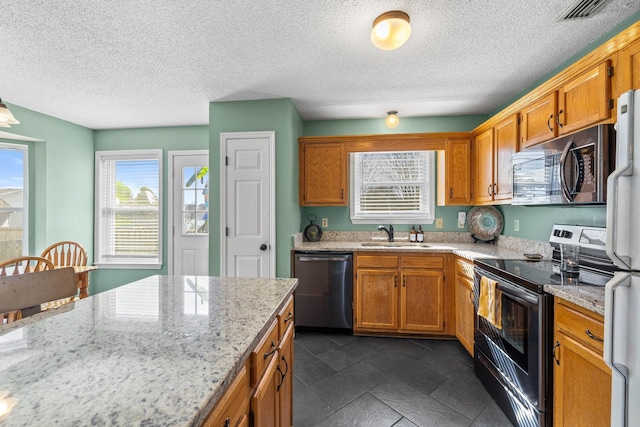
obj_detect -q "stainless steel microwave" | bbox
[512,124,615,205]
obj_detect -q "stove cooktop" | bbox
[474,258,613,293]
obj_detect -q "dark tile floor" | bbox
[293,331,514,427]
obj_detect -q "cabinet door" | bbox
[355,269,398,331]
[455,274,475,356]
[558,60,612,135]
[553,332,612,426]
[474,128,494,204]
[299,142,347,206]
[400,270,444,333]
[493,114,518,201]
[520,92,558,149]
[251,354,279,427]
[277,325,294,427]
[202,363,250,427]
[618,38,640,94]
[444,139,472,205]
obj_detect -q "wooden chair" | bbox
[0,256,54,323]
[41,241,88,267]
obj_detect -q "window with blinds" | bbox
[95,150,162,269]
[350,151,435,224]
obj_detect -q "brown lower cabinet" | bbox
[454,257,475,356]
[203,296,294,427]
[553,298,611,427]
[354,253,454,336]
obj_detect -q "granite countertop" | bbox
[293,233,605,314]
[0,275,298,427]
[293,240,532,262]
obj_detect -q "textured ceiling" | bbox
[2,0,640,130]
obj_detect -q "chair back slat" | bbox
[41,241,88,267]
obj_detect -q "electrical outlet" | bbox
[321,218,328,227]
[435,218,443,229]
[514,219,520,232]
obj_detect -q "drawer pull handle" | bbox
[263,342,277,359]
[284,312,294,323]
[547,114,554,132]
[277,355,289,392]
[553,340,560,365]
[224,417,231,427]
[585,329,603,342]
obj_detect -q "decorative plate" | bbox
[467,206,504,241]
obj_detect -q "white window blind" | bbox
[95,150,162,269]
[350,151,435,224]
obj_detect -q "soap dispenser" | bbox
[417,225,424,243]
[409,225,417,242]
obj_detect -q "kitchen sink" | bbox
[360,241,431,248]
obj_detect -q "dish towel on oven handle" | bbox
[478,276,502,330]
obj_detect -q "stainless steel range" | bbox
[473,225,614,427]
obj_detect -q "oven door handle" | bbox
[496,282,539,306]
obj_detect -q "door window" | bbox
[182,166,208,235]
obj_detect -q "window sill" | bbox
[94,263,162,270]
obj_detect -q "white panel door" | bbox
[221,132,274,278]
[169,151,209,276]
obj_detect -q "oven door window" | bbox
[479,292,529,370]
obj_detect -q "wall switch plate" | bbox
[435,218,443,229]
[321,218,328,227]
[514,219,520,232]
[457,211,466,228]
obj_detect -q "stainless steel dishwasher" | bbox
[293,252,353,331]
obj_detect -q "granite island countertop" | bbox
[0,275,298,427]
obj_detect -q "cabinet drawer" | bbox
[277,295,294,340]
[455,257,474,279]
[202,362,249,427]
[401,255,444,270]
[250,320,279,387]
[356,255,399,269]
[555,299,604,355]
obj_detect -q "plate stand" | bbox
[472,235,497,244]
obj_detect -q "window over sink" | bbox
[349,150,435,224]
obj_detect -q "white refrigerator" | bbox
[605,89,640,426]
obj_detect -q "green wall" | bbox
[1,102,94,258]
[209,99,303,278]
[92,125,209,293]
[303,115,487,136]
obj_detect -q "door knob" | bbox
[260,244,268,251]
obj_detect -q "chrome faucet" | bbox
[378,225,394,242]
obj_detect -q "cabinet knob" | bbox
[260,244,268,251]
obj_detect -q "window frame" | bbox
[0,142,28,257]
[94,149,163,269]
[349,150,436,225]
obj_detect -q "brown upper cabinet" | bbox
[520,61,613,149]
[617,38,640,93]
[299,141,347,206]
[437,138,472,206]
[473,113,518,204]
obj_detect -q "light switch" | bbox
[457,211,466,228]
[435,218,443,229]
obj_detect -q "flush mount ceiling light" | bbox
[385,111,399,128]
[371,11,411,51]
[0,99,20,128]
